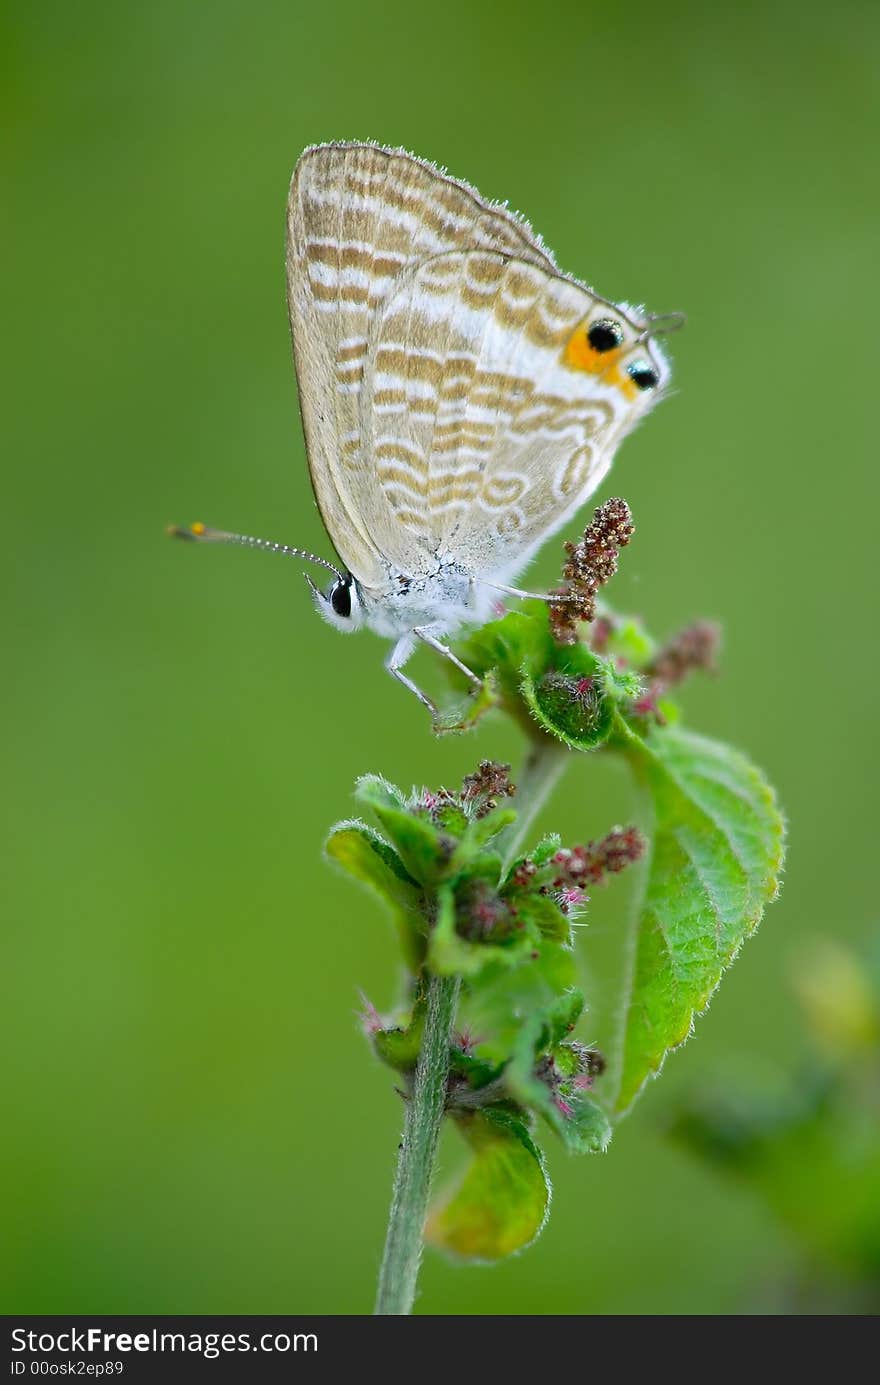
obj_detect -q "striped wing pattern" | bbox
[365,250,641,577]
[287,142,665,587]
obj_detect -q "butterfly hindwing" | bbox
[362,249,666,578]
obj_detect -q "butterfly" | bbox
[172,142,677,713]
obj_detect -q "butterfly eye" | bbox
[587,319,624,353]
[627,361,660,391]
[330,578,353,617]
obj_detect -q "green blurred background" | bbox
[3,0,877,1314]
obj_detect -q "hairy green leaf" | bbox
[524,834,563,868]
[370,982,428,1072]
[613,724,785,1112]
[504,888,572,943]
[556,1094,614,1154]
[459,947,579,1063]
[425,1109,550,1261]
[455,608,552,690]
[325,821,425,968]
[454,803,518,859]
[354,774,516,886]
[519,657,614,749]
[506,1012,612,1153]
[453,607,641,750]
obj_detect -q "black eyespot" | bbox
[587,319,624,353]
[330,578,352,618]
[627,361,660,391]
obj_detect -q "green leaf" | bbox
[504,1010,612,1153]
[432,672,501,735]
[354,777,452,886]
[325,821,426,969]
[455,803,518,859]
[528,834,563,868]
[521,662,613,749]
[372,1024,422,1071]
[425,1109,550,1261]
[452,609,556,739]
[353,774,407,811]
[613,723,786,1113]
[600,611,656,666]
[457,964,600,1152]
[595,650,646,704]
[353,775,515,885]
[556,1094,613,1154]
[451,607,648,749]
[370,982,427,1072]
[449,1045,502,1090]
[544,989,585,1046]
[504,888,571,943]
[454,608,552,688]
[460,944,579,1063]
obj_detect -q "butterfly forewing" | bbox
[287,143,556,585]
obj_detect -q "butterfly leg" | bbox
[386,635,438,714]
[414,627,483,691]
[481,579,571,603]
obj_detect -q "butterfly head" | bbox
[307,571,365,633]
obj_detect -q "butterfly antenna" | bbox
[168,522,343,578]
[640,310,687,342]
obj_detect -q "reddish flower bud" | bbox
[549,498,635,644]
[552,827,646,888]
[645,620,721,688]
[459,760,516,818]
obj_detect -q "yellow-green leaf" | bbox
[426,1109,550,1261]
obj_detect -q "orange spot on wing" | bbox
[563,328,639,401]
[600,359,639,401]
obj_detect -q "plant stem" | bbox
[374,972,460,1315]
[500,739,570,869]
[374,739,567,1314]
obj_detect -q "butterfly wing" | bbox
[286,142,555,585]
[361,249,669,581]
